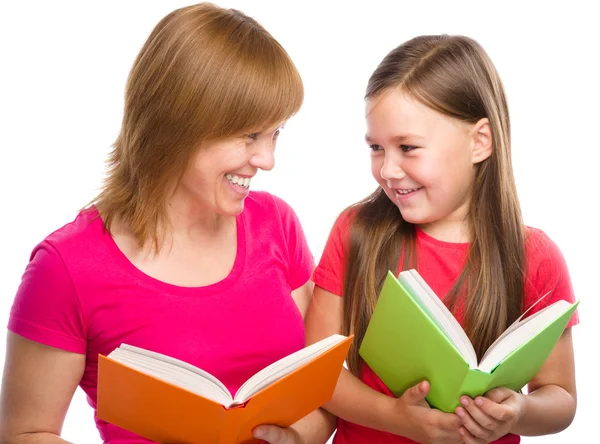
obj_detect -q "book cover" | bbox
[359,271,577,412]
[97,336,352,444]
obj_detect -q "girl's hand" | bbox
[252,425,302,444]
[456,387,525,443]
[393,381,463,444]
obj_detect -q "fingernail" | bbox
[460,397,469,406]
[475,397,483,406]
[456,408,464,417]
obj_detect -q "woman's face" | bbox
[173,124,283,217]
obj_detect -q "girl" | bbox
[306,34,578,444]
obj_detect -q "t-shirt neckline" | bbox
[416,226,470,250]
[93,207,246,296]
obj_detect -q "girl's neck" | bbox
[417,219,471,244]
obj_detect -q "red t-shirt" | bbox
[313,211,578,444]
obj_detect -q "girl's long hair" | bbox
[343,35,525,375]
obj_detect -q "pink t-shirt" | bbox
[9,191,313,443]
[313,211,579,444]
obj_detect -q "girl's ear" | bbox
[471,117,493,164]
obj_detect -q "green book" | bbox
[359,270,579,413]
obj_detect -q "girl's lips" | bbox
[394,186,424,201]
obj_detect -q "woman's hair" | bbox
[342,35,525,375]
[93,3,303,250]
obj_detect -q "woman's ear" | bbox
[471,118,493,164]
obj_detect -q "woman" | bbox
[0,3,334,443]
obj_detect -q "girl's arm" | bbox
[515,327,576,434]
[457,328,576,442]
[0,332,85,444]
[304,286,463,444]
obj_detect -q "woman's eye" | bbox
[246,132,260,141]
[400,145,418,152]
[273,129,281,140]
[369,144,382,151]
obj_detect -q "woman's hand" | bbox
[455,387,525,443]
[252,425,302,444]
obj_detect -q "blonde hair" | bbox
[94,3,303,250]
[343,35,525,375]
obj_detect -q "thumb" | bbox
[403,380,430,405]
[253,425,293,444]
[485,386,512,404]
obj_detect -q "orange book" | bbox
[97,334,352,444]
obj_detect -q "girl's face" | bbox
[366,89,491,240]
[173,123,283,218]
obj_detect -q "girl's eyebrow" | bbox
[365,133,424,144]
[391,134,424,144]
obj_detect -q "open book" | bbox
[98,334,352,444]
[359,270,578,412]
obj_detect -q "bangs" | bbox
[198,16,304,139]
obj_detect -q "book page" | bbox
[233,334,345,404]
[401,270,477,367]
[477,299,572,373]
[109,345,232,405]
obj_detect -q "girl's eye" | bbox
[246,132,260,141]
[401,145,418,152]
[369,144,383,152]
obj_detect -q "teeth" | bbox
[225,173,250,188]
[397,188,419,195]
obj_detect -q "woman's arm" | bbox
[0,332,85,444]
[254,281,336,444]
[304,286,463,443]
[254,408,336,444]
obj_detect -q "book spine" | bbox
[458,369,493,403]
[217,406,249,444]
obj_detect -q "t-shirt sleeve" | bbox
[524,228,579,328]
[8,242,87,353]
[312,210,352,297]
[272,195,314,291]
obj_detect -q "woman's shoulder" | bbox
[244,191,300,223]
[246,190,290,211]
[39,206,105,256]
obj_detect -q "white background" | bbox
[1,0,598,442]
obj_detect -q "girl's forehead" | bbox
[366,90,470,136]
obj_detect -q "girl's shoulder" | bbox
[524,226,564,263]
[523,226,577,319]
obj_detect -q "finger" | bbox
[456,406,491,440]
[474,394,513,421]
[459,425,486,444]
[429,408,462,430]
[253,425,292,444]
[484,387,512,404]
[457,398,498,439]
[403,380,430,405]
